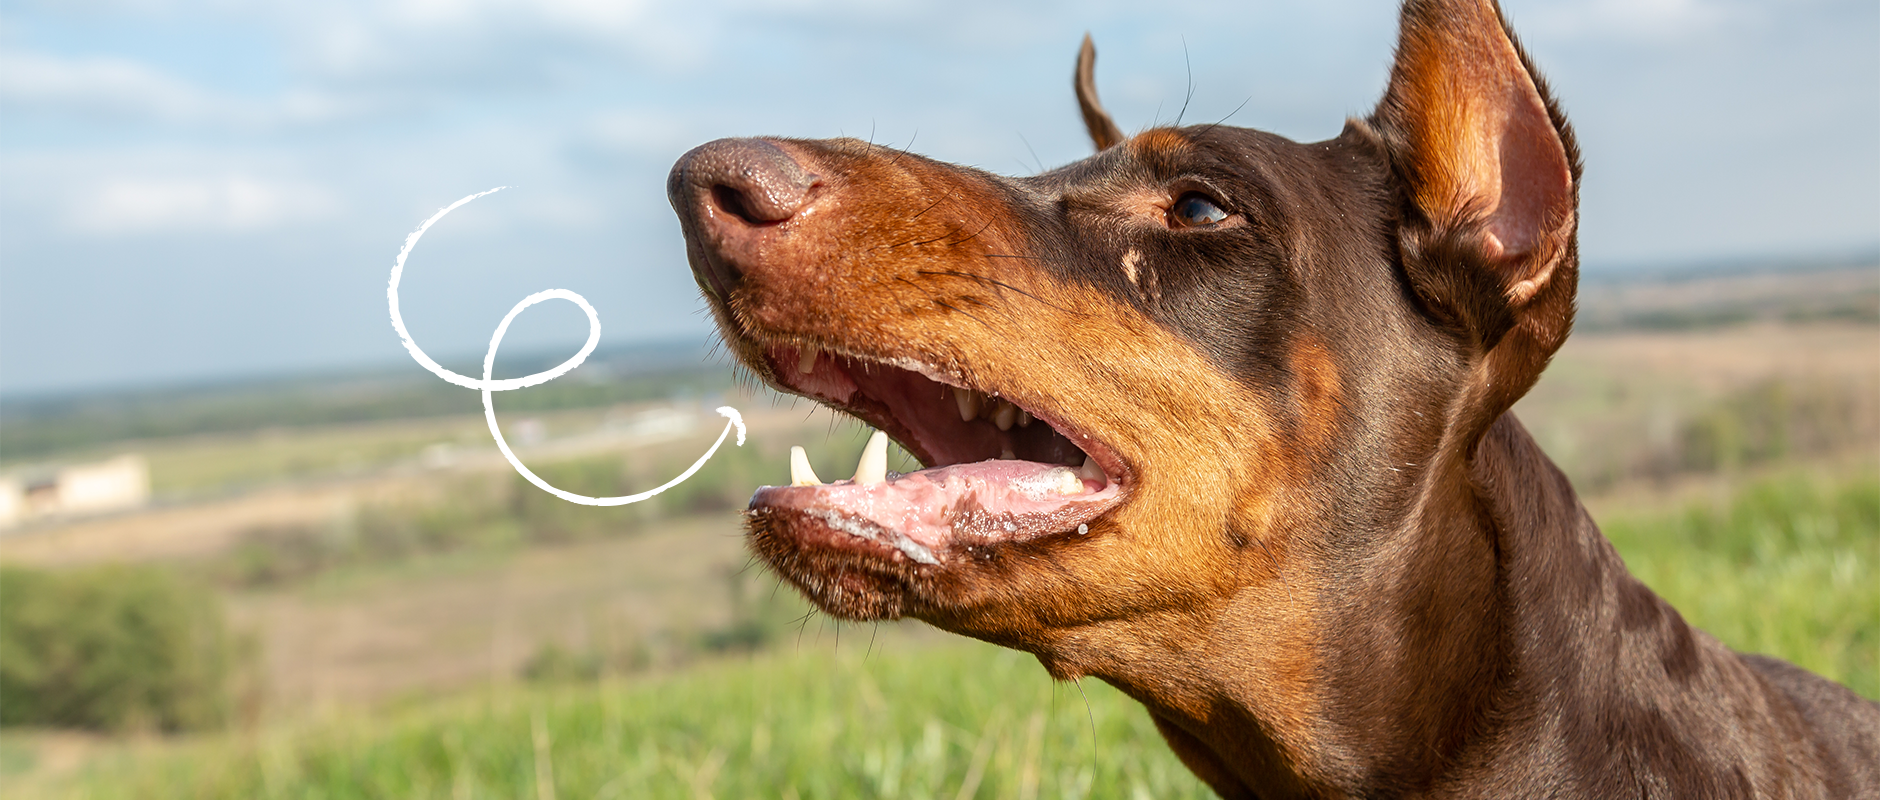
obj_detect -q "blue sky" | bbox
[1,0,1875,397]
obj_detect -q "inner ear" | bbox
[1486,98,1571,262]
[1371,0,1578,305]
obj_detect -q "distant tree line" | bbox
[0,344,734,461]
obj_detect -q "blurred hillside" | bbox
[0,339,732,463]
[0,258,1875,798]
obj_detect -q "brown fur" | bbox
[668,1,1880,796]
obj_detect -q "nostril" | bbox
[712,183,769,226]
[671,138,817,228]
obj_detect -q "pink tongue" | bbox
[750,460,1115,564]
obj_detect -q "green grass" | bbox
[1600,469,1879,697]
[17,469,1876,799]
[40,643,1210,800]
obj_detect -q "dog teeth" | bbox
[992,402,1018,431]
[797,346,819,375]
[999,446,1016,460]
[1076,454,1104,482]
[952,388,1032,430]
[853,430,889,485]
[789,446,821,486]
[954,387,982,421]
[1049,467,1083,495]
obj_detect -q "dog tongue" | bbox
[750,434,1114,564]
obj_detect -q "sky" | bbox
[1,0,1875,397]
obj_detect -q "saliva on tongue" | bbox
[758,431,1112,559]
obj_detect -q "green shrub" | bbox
[221,523,341,587]
[508,457,644,543]
[0,565,235,732]
[1672,379,1872,474]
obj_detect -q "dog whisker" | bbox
[918,268,1083,316]
[944,217,996,247]
[1018,131,1047,175]
[910,187,959,221]
[911,227,964,247]
[1176,37,1195,127]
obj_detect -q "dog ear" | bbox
[1076,34,1125,151]
[1370,0,1579,357]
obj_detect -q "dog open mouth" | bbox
[747,341,1127,567]
[667,135,1139,609]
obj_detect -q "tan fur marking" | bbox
[1287,336,1344,455]
[1128,127,1190,157]
[707,137,1330,775]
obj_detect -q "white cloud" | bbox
[69,176,340,235]
[0,49,367,127]
[0,50,223,123]
[390,0,651,31]
[293,0,692,84]
[582,110,695,156]
[1520,0,1736,41]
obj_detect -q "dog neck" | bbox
[1078,412,1697,798]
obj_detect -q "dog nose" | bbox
[669,138,819,296]
[670,138,816,225]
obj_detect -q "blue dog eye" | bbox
[1171,193,1228,227]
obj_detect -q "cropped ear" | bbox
[1075,34,1125,151]
[1370,0,1579,356]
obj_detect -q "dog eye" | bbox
[1169,192,1229,228]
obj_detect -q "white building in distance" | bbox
[0,454,150,530]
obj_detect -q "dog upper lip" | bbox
[771,338,1128,474]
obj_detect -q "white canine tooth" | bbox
[790,446,821,486]
[853,431,889,485]
[1077,454,1105,482]
[954,387,982,421]
[1050,467,1083,495]
[1017,409,1033,427]
[992,402,1018,431]
[797,346,819,375]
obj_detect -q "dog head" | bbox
[669,0,1577,790]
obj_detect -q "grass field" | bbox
[9,466,1873,799]
[21,644,1213,800]
[1597,467,1878,695]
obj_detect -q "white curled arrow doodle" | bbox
[388,187,745,506]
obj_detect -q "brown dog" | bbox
[667,0,1880,796]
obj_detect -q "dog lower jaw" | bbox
[750,458,1120,566]
[745,507,916,620]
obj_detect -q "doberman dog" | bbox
[667,0,1880,796]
